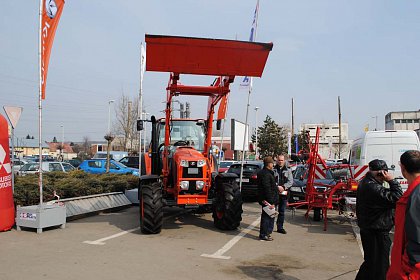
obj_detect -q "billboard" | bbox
[231,119,249,151]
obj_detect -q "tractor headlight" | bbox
[196,181,205,190]
[180,160,189,167]
[197,159,206,167]
[180,181,189,190]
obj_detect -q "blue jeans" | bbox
[276,196,287,230]
[259,206,275,238]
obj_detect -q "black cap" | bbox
[369,159,389,171]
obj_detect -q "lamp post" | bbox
[60,124,64,160]
[254,106,259,159]
[106,100,115,173]
[108,100,115,134]
[372,116,378,131]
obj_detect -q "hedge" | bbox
[14,170,138,206]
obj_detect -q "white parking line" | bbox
[83,227,140,245]
[83,209,190,245]
[201,216,261,260]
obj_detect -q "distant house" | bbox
[47,142,77,160]
[13,139,49,158]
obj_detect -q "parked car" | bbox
[17,161,76,176]
[226,161,264,199]
[64,159,82,168]
[218,160,237,173]
[288,164,336,204]
[12,159,29,175]
[93,151,128,162]
[119,156,139,169]
[78,159,140,176]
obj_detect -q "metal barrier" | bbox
[50,192,132,218]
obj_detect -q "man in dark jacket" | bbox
[257,156,279,241]
[274,154,293,234]
[387,150,420,279]
[356,159,403,280]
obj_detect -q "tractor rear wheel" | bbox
[140,182,163,234]
[212,179,243,230]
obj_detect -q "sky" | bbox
[1,1,419,143]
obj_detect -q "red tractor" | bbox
[138,35,272,234]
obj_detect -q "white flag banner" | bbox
[240,0,259,88]
[140,43,146,83]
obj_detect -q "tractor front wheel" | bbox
[212,179,243,230]
[140,182,163,234]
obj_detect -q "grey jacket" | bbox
[274,165,294,190]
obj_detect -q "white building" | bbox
[299,123,351,159]
[385,110,420,131]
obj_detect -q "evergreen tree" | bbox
[255,115,288,157]
[52,136,58,143]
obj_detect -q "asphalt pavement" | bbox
[0,202,362,280]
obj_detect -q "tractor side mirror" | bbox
[216,119,222,130]
[137,120,144,131]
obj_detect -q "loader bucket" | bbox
[145,34,273,77]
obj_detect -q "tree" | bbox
[52,136,58,143]
[114,94,139,152]
[254,115,288,157]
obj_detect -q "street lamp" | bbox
[108,100,115,134]
[371,116,378,131]
[254,106,259,159]
[60,124,64,160]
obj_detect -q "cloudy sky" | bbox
[0,1,419,143]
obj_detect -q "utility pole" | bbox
[338,96,342,159]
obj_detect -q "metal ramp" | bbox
[50,192,132,218]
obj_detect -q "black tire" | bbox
[212,179,243,230]
[140,182,163,234]
[313,207,321,222]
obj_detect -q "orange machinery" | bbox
[138,35,273,234]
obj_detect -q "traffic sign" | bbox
[3,106,23,129]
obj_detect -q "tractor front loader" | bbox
[139,35,272,234]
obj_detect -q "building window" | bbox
[414,119,419,123]
[395,120,401,123]
[402,119,408,123]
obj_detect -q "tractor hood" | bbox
[173,147,206,163]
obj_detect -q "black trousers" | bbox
[356,228,391,280]
[259,207,274,238]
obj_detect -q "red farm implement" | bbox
[288,127,362,231]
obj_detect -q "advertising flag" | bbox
[140,43,146,83]
[40,0,65,99]
[240,0,260,88]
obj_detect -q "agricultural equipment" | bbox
[138,34,272,234]
[288,127,362,231]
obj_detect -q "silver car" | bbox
[17,161,76,176]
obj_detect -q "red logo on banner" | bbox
[41,0,65,99]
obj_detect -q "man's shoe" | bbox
[277,229,287,234]
[259,235,274,241]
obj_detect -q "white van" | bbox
[349,130,420,191]
[93,151,128,162]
